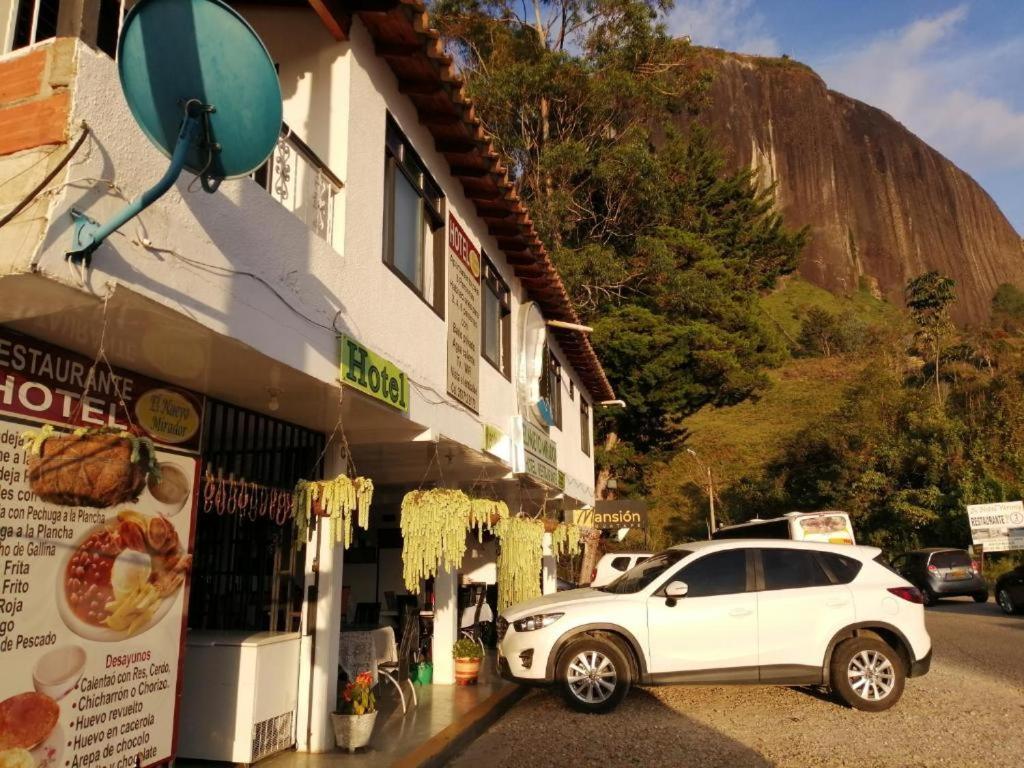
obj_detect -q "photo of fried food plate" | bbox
[0,692,59,751]
[0,747,35,768]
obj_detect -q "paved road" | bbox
[450,598,1024,768]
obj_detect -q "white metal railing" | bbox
[252,125,343,246]
[5,0,127,54]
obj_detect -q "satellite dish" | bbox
[67,0,282,265]
[517,302,555,428]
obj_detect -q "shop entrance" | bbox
[189,399,325,632]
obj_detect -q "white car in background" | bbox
[590,552,651,587]
[497,539,931,713]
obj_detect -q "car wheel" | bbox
[972,591,988,604]
[557,635,631,714]
[830,637,905,712]
[997,588,1016,615]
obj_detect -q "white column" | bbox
[432,565,458,684]
[542,532,557,595]
[295,462,346,752]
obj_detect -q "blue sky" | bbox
[663,1,1024,233]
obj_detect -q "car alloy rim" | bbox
[998,590,1013,613]
[567,650,617,704]
[847,649,896,701]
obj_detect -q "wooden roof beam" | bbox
[307,0,351,40]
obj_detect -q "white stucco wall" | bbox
[26,13,595,499]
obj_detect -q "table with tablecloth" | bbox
[338,626,397,686]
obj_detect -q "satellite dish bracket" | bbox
[66,99,216,267]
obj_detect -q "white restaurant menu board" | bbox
[0,415,197,768]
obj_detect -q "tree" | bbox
[435,1,807,495]
[906,272,956,402]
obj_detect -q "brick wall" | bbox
[0,39,75,157]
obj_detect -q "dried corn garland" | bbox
[552,522,583,558]
[400,491,509,593]
[469,498,509,541]
[293,474,373,547]
[495,517,545,612]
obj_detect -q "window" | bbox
[676,549,749,598]
[819,552,863,584]
[610,556,632,572]
[12,0,59,50]
[599,550,691,594]
[481,257,511,377]
[712,519,790,540]
[383,116,445,314]
[580,399,591,457]
[929,550,971,569]
[761,549,831,591]
[540,348,563,428]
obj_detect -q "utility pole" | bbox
[686,448,716,537]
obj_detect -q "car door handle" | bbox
[825,598,849,608]
[728,607,753,617]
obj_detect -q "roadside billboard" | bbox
[966,501,1024,552]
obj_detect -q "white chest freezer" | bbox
[178,630,301,764]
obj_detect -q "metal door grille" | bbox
[189,399,324,632]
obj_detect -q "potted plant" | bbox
[22,425,158,508]
[331,672,377,753]
[453,638,484,685]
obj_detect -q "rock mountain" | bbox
[692,51,1024,325]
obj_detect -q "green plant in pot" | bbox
[331,672,377,752]
[453,637,484,686]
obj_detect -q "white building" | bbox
[0,0,613,758]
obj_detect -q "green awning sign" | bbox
[339,335,408,411]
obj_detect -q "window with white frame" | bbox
[481,256,511,378]
[383,115,445,315]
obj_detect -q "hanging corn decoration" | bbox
[552,522,583,558]
[293,474,373,547]
[495,517,545,612]
[399,490,510,593]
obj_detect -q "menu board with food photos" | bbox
[0,331,200,768]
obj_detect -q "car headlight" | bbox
[512,613,564,632]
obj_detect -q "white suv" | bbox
[497,540,931,713]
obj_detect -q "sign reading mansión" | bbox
[446,214,481,411]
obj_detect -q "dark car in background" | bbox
[995,564,1024,614]
[891,548,988,606]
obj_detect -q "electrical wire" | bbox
[0,125,91,230]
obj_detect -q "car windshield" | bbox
[598,549,692,594]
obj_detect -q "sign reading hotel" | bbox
[0,328,205,452]
[339,335,408,411]
[0,330,199,768]
[446,214,481,411]
[967,501,1024,552]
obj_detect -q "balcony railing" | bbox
[253,124,343,246]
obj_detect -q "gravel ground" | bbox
[449,600,1024,768]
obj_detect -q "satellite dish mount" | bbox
[68,99,218,266]
[64,0,282,270]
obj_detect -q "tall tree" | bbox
[435,1,806,495]
[906,272,956,403]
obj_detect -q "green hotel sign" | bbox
[339,335,408,411]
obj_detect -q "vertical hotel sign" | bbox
[446,213,481,411]
[0,327,202,768]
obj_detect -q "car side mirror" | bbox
[664,581,688,606]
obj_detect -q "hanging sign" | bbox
[339,335,408,411]
[0,327,204,452]
[513,416,564,490]
[593,500,648,530]
[446,214,480,412]
[0,326,199,768]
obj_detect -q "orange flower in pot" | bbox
[331,672,377,752]
[453,638,484,685]
[22,425,159,508]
